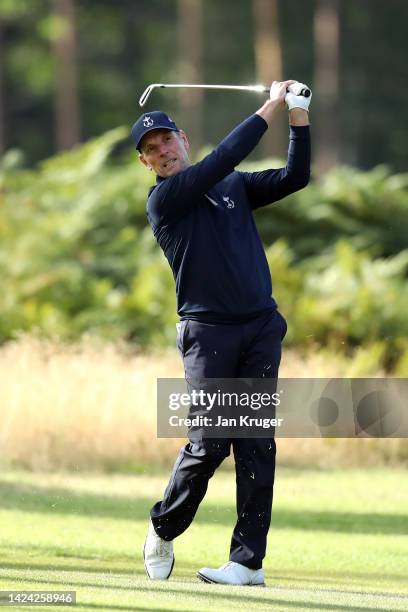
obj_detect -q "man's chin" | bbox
[162,165,182,177]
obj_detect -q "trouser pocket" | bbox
[276,311,288,340]
[176,320,190,355]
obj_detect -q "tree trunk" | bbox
[52,0,80,151]
[313,0,340,174]
[176,0,203,155]
[252,0,286,158]
[0,21,6,155]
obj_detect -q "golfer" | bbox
[132,80,311,586]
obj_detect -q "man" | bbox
[131,80,311,586]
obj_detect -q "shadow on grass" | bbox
[73,606,193,612]
[0,571,404,612]
[76,605,187,612]
[0,481,407,536]
[2,560,408,590]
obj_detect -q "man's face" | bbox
[138,128,190,178]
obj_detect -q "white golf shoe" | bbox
[143,520,174,580]
[197,561,265,586]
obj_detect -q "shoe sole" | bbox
[196,571,265,587]
[143,540,175,580]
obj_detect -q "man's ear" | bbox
[179,130,190,151]
[139,152,152,170]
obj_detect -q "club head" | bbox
[139,84,163,107]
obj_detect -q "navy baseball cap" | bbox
[131,111,179,151]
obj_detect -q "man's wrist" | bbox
[289,108,310,126]
[256,99,282,127]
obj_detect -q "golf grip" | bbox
[266,88,310,97]
[282,85,311,98]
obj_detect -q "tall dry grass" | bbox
[0,334,406,471]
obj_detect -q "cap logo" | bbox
[143,116,154,127]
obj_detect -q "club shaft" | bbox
[139,82,311,108]
[139,83,270,107]
[156,84,270,91]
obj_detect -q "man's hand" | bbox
[256,79,310,127]
[269,80,297,108]
[285,82,312,112]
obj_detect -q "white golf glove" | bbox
[285,82,312,111]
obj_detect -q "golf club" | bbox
[139,83,311,108]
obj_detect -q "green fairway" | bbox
[0,467,407,611]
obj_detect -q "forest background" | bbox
[1,0,408,469]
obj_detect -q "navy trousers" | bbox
[150,308,287,570]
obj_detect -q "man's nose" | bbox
[158,144,169,156]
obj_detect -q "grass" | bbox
[0,467,407,610]
[1,335,407,471]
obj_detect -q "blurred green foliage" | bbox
[1,131,408,372]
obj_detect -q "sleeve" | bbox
[239,125,311,210]
[147,114,268,226]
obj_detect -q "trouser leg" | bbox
[151,319,240,541]
[229,309,286,569]
[150,438,231,540]
[229,437,276,569]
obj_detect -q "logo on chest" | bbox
[222,195,235,209]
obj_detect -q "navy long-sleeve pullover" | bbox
[146,114,310,323]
